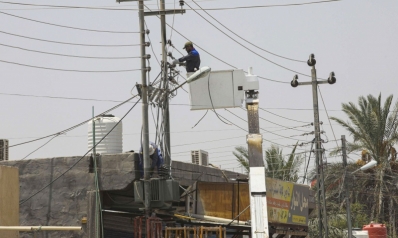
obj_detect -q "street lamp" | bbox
[352,160,377,174]
[168,66,211,94]
[342,143,377,238]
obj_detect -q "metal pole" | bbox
[138,0,151,217]
[160,0,171,173]
[92,107,99,238]
[311,66,328,237]
[246,90,269,238]
[342,135,353,238]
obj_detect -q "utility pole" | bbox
[138,0,151,217]
[342,135,353,238]
[290,54,336,238]
[160,0,171,172]
[116,0,184,216]
[245,68,269,238]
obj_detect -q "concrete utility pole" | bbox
[138,0,152,217]
[117,0,185,216]
[245,74,269,238]
[144,0,184,173]
[342,135,353,238]
[290,54,336,238]
[160,0,171,171]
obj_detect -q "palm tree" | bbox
[330,93,398,226]
[233,143,303,182]
[233,146,249,174]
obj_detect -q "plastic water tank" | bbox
[363,222,387,238]
[88,114,122,154]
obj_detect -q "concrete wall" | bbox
[0,153,137,238]
[0,165,19,238]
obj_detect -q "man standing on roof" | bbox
[173,41,200,73]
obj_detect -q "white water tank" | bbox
[88,114,123,154]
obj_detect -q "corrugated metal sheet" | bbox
[104,229,134,238]
[103,213,135,234]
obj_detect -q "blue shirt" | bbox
[178,49,201,72]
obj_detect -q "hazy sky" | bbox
[1,0,397,180]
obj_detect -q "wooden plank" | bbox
[0,165,19,238]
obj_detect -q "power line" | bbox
[185,2,313,78]
[0,0,342,11]
[209,109,300,149]
[9,95,138,148]
[318,86,340,150]
[0,10,140,33]
[190,0,305,63]
[0,91,346,113]
[19,98,141,205]
[161,16,289,84]
[0,29,142,47]
[259,107,311,123]
[21,134,61,160]
[190,0,342,11]
[0,42,142,59]
[172,136,243,147]
[224,108,308,142]
[0,58,142,72]
[239,107,311,132]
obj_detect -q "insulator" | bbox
[179,0,184,7]
[145,42,151,47]
[307,53,316,66]
[145,29,150,35]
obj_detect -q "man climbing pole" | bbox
[173,41,201,73]
[139,142,164,178]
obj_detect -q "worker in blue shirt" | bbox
[173,41,200,73]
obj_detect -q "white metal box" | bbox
[191,150,209,166]
[189,69,250,110]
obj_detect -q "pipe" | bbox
[0,226,82,231]
[189,214,247,225]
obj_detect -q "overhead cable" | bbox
[191,0,342,11]
[0,42,141,59]
[0,0,341,11]
[210,110,297,149]
[21,134,61,160]
[0,58,142,72]
[240,107,310,132]
[191,0,305,63]
[144,5,287,84]
[224,108,307,142]
[10,95,138,148]
[185,2,312,78]
[259,107,311,123]
[0,30,141,47]
[0,92,346,112]
[19,98,141,205]
[318,86,340,149]
[0,10,140,33]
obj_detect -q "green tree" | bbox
[233,143,303,182]
[330,93,398,231]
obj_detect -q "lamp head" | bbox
[186,66,211,83]
[360,160,377,171]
